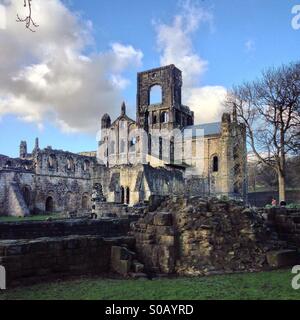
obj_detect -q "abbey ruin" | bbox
[1,65,300,288]
[0,65,247,217]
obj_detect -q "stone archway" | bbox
[45,196,54,213]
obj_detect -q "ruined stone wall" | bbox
[264,207,300,247]
[34,175,92,213]
[0,149,98,216]
[132,197,288,275]
[100,164,185,206]
[0,235,135,287]
[0,170,35,216]
[0,218,136,240]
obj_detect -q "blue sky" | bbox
[0,0,299,157]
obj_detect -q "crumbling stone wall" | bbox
[0,218,137,240]
[264,207,300,247]
[132,197,289,276]
[0,235,135,287]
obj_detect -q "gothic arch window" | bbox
[120,139,126,154]
[148,134,152,155]
[48,154,57,170]
[110,140,115,155]
[130,137,136,152]
[125,187,130,205]
[120,186,125,204]
[170,137,175,164]
[82,194,89,210]
[5,160,12,168]
[149,85,162,105]
[83,160,90,171]
[160,111,168,123]
[67,157,75,172]
[152,114,157,124]
[159,137,163,160]
[45,196,54,212]
[212,155,219,172]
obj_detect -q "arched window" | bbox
[5,160,12,168]
[148,134,152,155]
[160,111,168,123]
[83,160,90,171]
[159,137,163,160]
[120,140,126,153]
[170,137,175,164]
[130,137,136,152]
[67,157,75,171]
[45,196,54,212]
[110,140,115,155]
[149,85,162,105]
[120,186,125,204]
[152,114,157,124]
[125,187,130,205]
[82,195,89,210]
[48,154,57,169]
[212,156,219,172]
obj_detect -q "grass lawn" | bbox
[0,214,63,222]
[0,269,299,300]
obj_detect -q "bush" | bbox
[286,203,300,209]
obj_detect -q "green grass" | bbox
[0,214,63,222]
[1,269,299,300]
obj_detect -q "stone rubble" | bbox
[131,196,297,276]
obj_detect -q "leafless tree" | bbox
[225,62,300,202]
[16,0,39,32]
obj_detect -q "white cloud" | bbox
[155,0,226,124]
[186,86,227,124]
[245,39,256,53]
[0,0,143,133]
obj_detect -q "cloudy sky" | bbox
[0,0,299,157]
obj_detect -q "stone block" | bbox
[153,213,173,226]
[132,261,144,273]
[111,246,134,275]
[266,250,300,268]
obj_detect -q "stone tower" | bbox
[136,65,194,131]
[19,141,27,159]
[101,113,111,129]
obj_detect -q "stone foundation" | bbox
[0,218,138,240]
[0,235,135,287]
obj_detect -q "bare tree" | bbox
[225,62,300,202]
[16,0,39,32]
